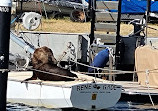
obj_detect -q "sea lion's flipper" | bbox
[21,73,37,83]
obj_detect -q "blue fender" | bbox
[88,48,109,73]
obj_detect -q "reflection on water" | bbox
[7,101,158,111]
[108,102,158,111]
[7,103,62,111]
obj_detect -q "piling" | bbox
[0,0,12,110]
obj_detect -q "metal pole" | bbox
[115,0,122,69]
[89,0,96,44]
[145,0,151,44]
[0,0,12,110]
[147,0,151,17]
[20,0,23,14]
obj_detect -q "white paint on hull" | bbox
[7,80,72,108]
[7,71,122,110]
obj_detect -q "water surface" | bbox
[7,101,158,111]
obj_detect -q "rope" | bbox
[57,42,71,63]
[5,59,158,77]
[101,1,115,21]
[107,47,114,59]
[80,72,126,75]
[61,86,70,106]
[70,59,133,73]
[42,2,48,19]
[1,66,79,81]
[69,59,158,74]
[15,55,30,70]
[36,82,42,110]
[145,69,156,109]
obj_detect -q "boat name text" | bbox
[76,84,116,91]
[0,7,9,13]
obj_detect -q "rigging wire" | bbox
[70,59,158,74]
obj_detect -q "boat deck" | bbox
[8,71,158,95]
[115,81,158,95]
[8,71,111,87]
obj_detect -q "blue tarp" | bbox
[121,0,158,14]
[87,0,158,14]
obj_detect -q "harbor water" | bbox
[7,101,158,111]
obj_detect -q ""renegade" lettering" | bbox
[77,84,92,91]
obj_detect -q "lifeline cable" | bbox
[70,59,158,74]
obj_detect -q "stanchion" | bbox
[0,0,12,110]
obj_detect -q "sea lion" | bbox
[32,63,77,81]
[31,46,57,68]
[23,46,77,81]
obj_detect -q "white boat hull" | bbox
[7,71,122,110]
[7,80,72,108]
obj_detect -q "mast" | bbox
[145,0,151,44]
[0,0,12,110]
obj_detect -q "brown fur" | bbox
[24,46,77,81]
[31,46,57,68]
[33,63,77,81]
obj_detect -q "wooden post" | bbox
[0,0,12,110]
